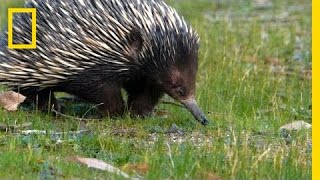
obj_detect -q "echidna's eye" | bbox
[175,86,186,97]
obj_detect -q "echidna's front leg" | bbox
[125,80,163,117]
[97,89,125,117]
[65,80,125,118]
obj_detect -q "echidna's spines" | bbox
[0,0,199,90]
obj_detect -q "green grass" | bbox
[0,0,311,179]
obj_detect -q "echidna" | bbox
[0,0,209,125]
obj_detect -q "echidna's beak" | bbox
[180,97,209,125]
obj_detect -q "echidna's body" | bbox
[0,0,209,125]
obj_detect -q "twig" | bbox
[19,129,90,135]
[0,122,32,132]
[254,147,271,166]
[166,142,175,169]
[52,109,100,121]
[82,103,104,119]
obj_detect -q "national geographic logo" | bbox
[7,8,37,49]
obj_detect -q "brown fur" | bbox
[15,30,200,119]
[20,57,197,118]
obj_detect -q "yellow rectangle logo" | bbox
[8,8,37,49]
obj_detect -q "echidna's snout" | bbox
[180,97,209,125]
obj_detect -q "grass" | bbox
[0,0,311,179]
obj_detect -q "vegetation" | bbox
[0,0,311,179]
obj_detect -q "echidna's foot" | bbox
[128,103,155,118]
[97,104,125,118]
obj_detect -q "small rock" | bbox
[279,120,311,131]
[165,123,184,135]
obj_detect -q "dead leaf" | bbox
[206,172,222,180]
[113,128,137,137]
[243,56,258,64]
[122,163,149,175]
[0,91,26,111]
[155,109,172,118]
[196,172,222,180]
[67,156,140,179]
[300,69,311,80]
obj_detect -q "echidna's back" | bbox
[0,0,197,90]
